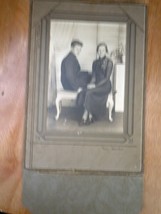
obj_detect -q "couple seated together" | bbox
[61,39,113,125]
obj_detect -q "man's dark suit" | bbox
[61,52,91,91]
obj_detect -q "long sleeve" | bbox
[106,59,113,81]
[63,57,80,90]
[61,52,80,91]
[92,57,113,86]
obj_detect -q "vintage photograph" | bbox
[47,19,127,134]
[25,2,145,172]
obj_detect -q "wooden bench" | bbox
[55,89,115,122]
[55,90,78,120]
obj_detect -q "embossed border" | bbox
[25,0,146,173]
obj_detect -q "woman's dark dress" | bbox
[84,56,113,119]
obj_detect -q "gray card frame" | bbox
[25,0,146,173]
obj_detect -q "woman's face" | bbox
[98,45,107,58]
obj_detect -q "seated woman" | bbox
[80,42,113,125]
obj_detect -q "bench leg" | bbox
[107,94,114,122]
[55,97,61,120]
[108,101,114,122]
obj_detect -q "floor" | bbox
[47,106,124,134]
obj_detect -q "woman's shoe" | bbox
[79,119,89,126]
[88,117,94,124]
[88,114,95,124]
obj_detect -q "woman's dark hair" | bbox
[96,42,108,53]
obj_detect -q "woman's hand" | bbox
[87,83,95,89]
[77,87,83,93]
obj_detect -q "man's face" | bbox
[72,45,82,57]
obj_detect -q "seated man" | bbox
[61,39,91,92]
